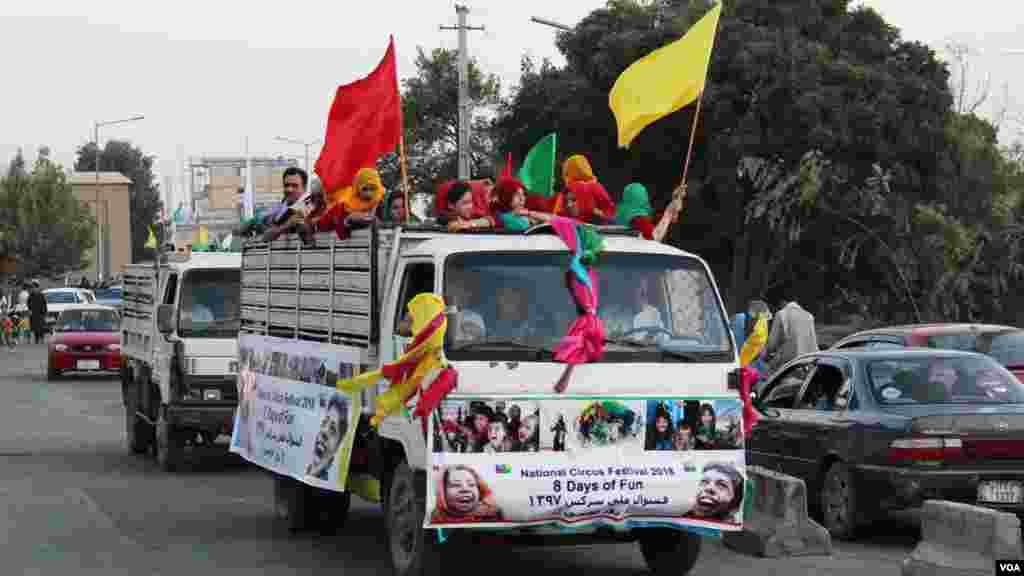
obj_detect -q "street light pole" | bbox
[93,114,144,282]
[530,16,571,31]
[441,5,484,180]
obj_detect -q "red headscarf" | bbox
[468,179,495,218]
[494,177,525,212]
[431,465,501,524]
[434,180,456,218]
[557,181,615,223]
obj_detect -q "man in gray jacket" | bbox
[763,301,818,373]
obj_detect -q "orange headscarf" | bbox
[329,168,386,214]
[562,155,596,185]
[431,465,501,524]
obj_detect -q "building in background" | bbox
[69,172,132,281]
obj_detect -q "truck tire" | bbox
[273,474,313,533]
[155,409,184,472]
[638,529,702,576]
[125,391,151,454]
[386,459,439,576]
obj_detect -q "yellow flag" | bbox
[609,2,722,148]
[144,226,157,249]
[198,225,209,245]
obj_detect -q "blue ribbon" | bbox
[568,225,593,292]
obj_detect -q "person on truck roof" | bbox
[615,183,681,240]
[494,177,552,231]
[317,167,386,240]
[260,167,310,242]
[551,155,615,224]
[444,180,495,232]
[379,189,419,223]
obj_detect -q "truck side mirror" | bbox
[157,304,176,334]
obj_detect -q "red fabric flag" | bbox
[315,36,403,195]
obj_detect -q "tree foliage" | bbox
[495,0,1024,324]
[74,140,161,263]
[0,151,96,279]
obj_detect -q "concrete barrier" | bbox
[902,500,1022,576]
[723,465,832,557]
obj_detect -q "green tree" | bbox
[74,140,161,262]
[0,151,95,279]
[378,47,502,205]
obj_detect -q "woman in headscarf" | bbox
[317,167,386,240]
[615,183,681,240]
[430,465,502,523]
[445,180,495,231]
[493,177,553,231]
[552,155,616,224]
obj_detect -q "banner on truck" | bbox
[425,396,746,531]
[231,334,361,492]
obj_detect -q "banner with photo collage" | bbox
[230,334,362,492]
[425,395,747,532]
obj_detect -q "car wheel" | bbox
[386,459,439,576]
[638,528,702,575]
[155,409,184,472]
[821,461,859,540]
[47,365,59,380]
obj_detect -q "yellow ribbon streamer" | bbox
[739,315,769,367]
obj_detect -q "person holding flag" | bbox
[552,155,616,224]
[615,182,682,241]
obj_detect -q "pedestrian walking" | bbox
[27,281,48,344]
[762,300,818,372]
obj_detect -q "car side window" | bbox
[838,340,869,349]
[394,262,435,332]
[797,363,848,411]
[866,340,904,350]
[761,362,814,409]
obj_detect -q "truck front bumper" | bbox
[166,402,237,437]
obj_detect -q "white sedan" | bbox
[43,288,96,327]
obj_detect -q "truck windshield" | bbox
[444,252,733,363]
[178,269,241,337]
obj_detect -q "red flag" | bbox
[500,152,513,179]
[315,36,403,195]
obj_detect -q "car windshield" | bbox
[45,291,78,304]
[178,269,240,337]
[867,356,1024,405]
[981,330,1024,368]
[94,288,122,301]
[443,251,733,362]
[57,309,119,332]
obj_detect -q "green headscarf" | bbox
[615,183,653,226]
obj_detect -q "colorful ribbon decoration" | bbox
[549,216,606,392]
[337,293,458,426]
[737,314,769,438]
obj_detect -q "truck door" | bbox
[385,260,435,364]
[153,272,178,405]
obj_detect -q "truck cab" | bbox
[121,251,242,471]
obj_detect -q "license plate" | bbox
[978,480,1023,504]
[76,360,101,370]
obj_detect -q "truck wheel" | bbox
[315,490,352,535]
[155,410,184,472]
[638,529,702,576]
[273,474,313,533]
[125,392,151,454]
[386,459,438,576]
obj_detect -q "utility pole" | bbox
[441,5,484,180]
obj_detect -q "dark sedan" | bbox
[748,348,1024,540]
[830,323,1024,382]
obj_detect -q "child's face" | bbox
[675,428,692,448]
[455,192,475,220]
[358,181,378,202]
[701,411,713,425]
[518,417,536,442]
[488,422,506,447]
[445,468,480,516]
[512,189,526,210]
[473,414,489,434]
[656,416,669,433]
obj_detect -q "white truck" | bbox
[238,223,743,576]
[121,251,242,471]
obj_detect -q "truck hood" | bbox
[450,361,734,397]
[181,338,237,358]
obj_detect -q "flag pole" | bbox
[398,134,411,223]
[681,91,704,184]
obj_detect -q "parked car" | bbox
[748,348,1024,540]
[43,288,96,328]
[830,323,1024,382]
[92,285,123,313]
[47,304,121,380]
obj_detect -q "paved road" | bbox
[0,344,917,575]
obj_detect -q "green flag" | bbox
[517,133,557,198]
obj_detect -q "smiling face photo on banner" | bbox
[430,464,503,524]
[306,393,349,480]
[684,461,745,525]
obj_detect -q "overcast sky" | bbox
[1,1,1020,208]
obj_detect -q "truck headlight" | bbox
[204,389,222,401]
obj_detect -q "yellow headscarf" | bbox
[562,155,596,185]
[329,168,386,213]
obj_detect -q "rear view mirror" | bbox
[156,304,176,334]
